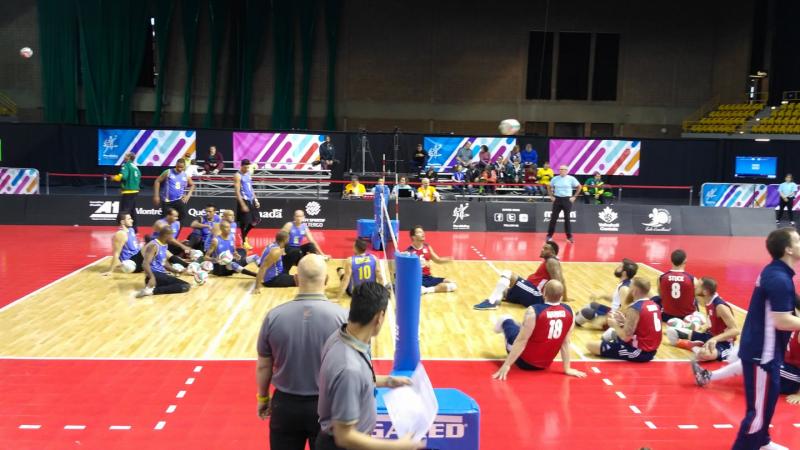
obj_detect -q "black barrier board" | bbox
[729,208,776,236]
[486,202,537,232]
[2,195,29,224]
[534,202,583,235]
[436,201,487,232]
[681,206,731,236]
[575,204,634,234]
[629,205,684,235]
[400,202,439,231]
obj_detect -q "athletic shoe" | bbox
[666,327,691,345]
[676,339,704,351]
[566,237,574,244]
[691,358,711,387]
[473,299,498,310]
[135,287,154,298]
[760,441,789,450]
[493,314,514,333]
[545,235,554,242]
[243,240,253,250]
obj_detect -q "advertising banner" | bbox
[485,202,537,232]
[437,201,486,232]
[422,136,517,172]
[549,139,640,176]
[0,167,39,194]
[765,184,800,210]
[98,129,196,166]
[700,183,767,208]
[233,132,323,170]
[630,205,683,234]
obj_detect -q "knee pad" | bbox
[602,328,618,343]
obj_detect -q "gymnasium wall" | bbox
[0,0,753,137]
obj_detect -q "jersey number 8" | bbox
[670,282,681,299]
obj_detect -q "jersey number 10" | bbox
[358,265,372,281]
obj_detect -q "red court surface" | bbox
[2,225,798,449]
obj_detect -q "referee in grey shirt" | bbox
[257,254,347,450]
[316,282,422,450]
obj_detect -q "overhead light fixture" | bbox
[782,100,789,105]
[771,106,776,110]
[739,131,745,134]
[756,118,761,121]
[755,138,770,142]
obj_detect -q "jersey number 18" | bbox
[547,319,563,339]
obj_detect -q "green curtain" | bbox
[271,0,295,129]
[324,0,342,130]
[204,0,228,127]
[151,0,175,126]
[296,0,316,129]
[76,0,148,125]
[180,0,202,126]
[38,0,79,123]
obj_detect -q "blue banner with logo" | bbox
[423,136,517,172]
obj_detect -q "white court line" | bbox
[794,423,800,428]
[0,355,699,362]
[713,424,734,429]
[0,257,107,313]
[64,425,86,430]
[645,421,657,429]
[154,421,166,430]
[678,424,699,430]
[185,377,195,385]
[109,425,131,430]
[591,366,601,374]
[18,425,41,430]
[166,405,177,413]
[203,287,254,358]
[569,343,587,361]
[176,390,186,398]
[629,405,641,414]
[602,378,613,386]
[193,365,203,373]
[616,391,626,399]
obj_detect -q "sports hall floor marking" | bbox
[602,378,613,386]
[678,424,699,430]
[154,421,166,430]
[166,405,177,413]
[0,257,106,313]
[713,424,734,429]
[176,390,186,398]
[645,421,657,429]
[109,425,132,430]
[203,286,254,358]
[185,377,195,385]
[629,405,641,414]
[591,366,601,373]
[64,425,86,430]
[615,391,626,399]
[18,425,40,430]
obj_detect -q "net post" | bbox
[393,251,421,374]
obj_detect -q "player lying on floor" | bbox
[491,280,586,380]
[573,258,638,329]
[585,277,662,362]
[474,241,564,310]
[692,331,800,405]
[665,277,739,362]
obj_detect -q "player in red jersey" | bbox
[474,241,565,310]
[666,277,739,361]
[407,225,457,295]
[586,277,662,362]
[491,280,586,379]
[652,249,699,321]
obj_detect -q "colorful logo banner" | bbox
[233,132,323,170]
[701,183,767,208]
[0,167,39,194]
[766,185,800,210]
[98,129,197,166]
[422,137,517,172]
[549,139,641,176]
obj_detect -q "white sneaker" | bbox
[420,286,434,295]
[760,441,789,450]
[135,287,154,298]
[494,315,514,334]
[666,327,679,345]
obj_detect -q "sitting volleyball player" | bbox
[281,210,328,272]
[104,211,143,275]
[666,277,739,361]
[586,277,662,362]
[337,238,383,300]
[149,208,193,258]
[204,221,259,277]
[491,280,586,380]
[186,204,220,250]
[205,209,238,252]
[474,241,565,310]
[651,249,699,322]
[254,231,297,291]
[136,227,191,297]
[574,258,638,330]
[407,225,456,294]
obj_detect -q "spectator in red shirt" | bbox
[203,146,225,174]
[524,163,539,196]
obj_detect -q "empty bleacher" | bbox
[751,102,800,134]
[684,103,763,134]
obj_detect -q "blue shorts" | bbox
[600,339,656,362]
[422,274,445,288]
[501,319,545,370]
[780,363,800,395]
[505,279,544,307]
[689,331,734,361]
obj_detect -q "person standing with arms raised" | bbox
[256,254,347,450]
[546,165,581,244]
[731,228,800,450]
[153,159,195,227]
[112,152,141,231]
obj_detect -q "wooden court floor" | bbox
[0,258,746,361]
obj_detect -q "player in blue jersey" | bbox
[205,221,259,277]
[254,230,296,291]
[730,227,800,450]
[337,238,383,301]
[281,210,328,272]
[186,204,220,250]
[153,159,195,225]
[205,209,238,252]
[148,208,193,259]
[136,227,191,297]
[104,211,143,275]
[234,159,261,250]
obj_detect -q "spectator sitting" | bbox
[520,143,538,166]
[344,175,367,199]
[477,145,491,170]
[185,159,201,178]
[537,161,554,196]
[203,146,224,174]
[457,141,474,167]
[480,163,498,195]
[523,163,539,197]
[502,145,521,182]
[452,163,469,195]
[319,135,337,170]
[412,144,428,174]
[583,172,613,204]
[417,177,440,202]
[392,176,416,199]
[423,167,438,182]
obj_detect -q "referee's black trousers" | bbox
[547,196,573,239]
[270,390,320,450]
